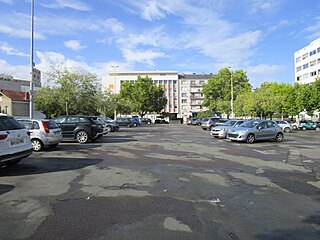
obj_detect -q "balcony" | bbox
[190,101,203,106]
[189,88,202,93]
[190,94,204,99]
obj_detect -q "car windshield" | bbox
[202,118,209,122]
[239,120,260,128]
[223,120,237,126]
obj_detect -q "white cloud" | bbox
[0,42,29,57]
[64,40,87,51]
[0,59,29,80]
[121,48,166,65]
[41,0,91,11]
[305,17,320,40]
[249,0,281,14]
[246,64,285,87]
[0,24,45,40]
[103,18,124,34]
[0,0,13,4]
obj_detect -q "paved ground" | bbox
[0,124,319,240]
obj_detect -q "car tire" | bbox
[76,130,89,144]
[284,127,291,133]
[302,127,306,131]
[275,133,283,142]
[246,134,255,144]
[107,126,112,132]
[147,122,151,125]
[292,125,297,130]
[127,123,132,128]
[31,139,43,152]
[133,123,137,127]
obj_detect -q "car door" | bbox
[266,121,278,138]
[255,121,268,140]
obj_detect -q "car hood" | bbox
[211,125,233,131]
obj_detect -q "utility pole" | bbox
[111,65,119,120]
[29,0,35,118]
[227,66,234,118]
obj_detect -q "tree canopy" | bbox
[120,76,167,117]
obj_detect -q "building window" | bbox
[182,99,187,103]
[296,56,301,63]
[310,50,316,56]
[181,93,187,97]
[297,76,301,81]
[310,71,317,77]
[5,106,8,114]
[296,66,302,72]
[182,105,188,110]
[169,80,172,84]
[303,63,308,69]
[181,81,187,85]
[173,80,177,84]
[310,60,316,66]
[302,53,308,60]
[318,58,320,64]
[154,80,158,84]
[303,73,309,79]
[159,80,163,84]
[164,80,167,84]
[181,87,187,92]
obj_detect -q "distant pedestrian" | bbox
[180,118,183,124]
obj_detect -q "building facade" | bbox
[103,71,180,119]
[0,90,30,117]
[294,38,320,84]
[103,71,214,120]
[178,74,213,122]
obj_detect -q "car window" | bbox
[45,120,59,129]
[0,117,24,130]
[267,121,276,128]
[67,117,79,123]
[33,121,40,129]
[54,117,66,123]
[240,121,259,128]
[79,117,90,123]
[257,122,267,129]
[18,120,32,129]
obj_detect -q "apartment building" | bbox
[294,38,320,84]
[103,71,180,119]
[179,73,212,122]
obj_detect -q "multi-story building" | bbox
[0,68,42,92]
[103,71,214,121]
[103,71,180,119]
[294,38,320,84]
[178,73,213,122]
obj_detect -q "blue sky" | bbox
[0,0,320,87]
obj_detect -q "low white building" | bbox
[294,38,320,84]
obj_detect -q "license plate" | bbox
[11,139,24,145]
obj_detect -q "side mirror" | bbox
[257,126,263,130]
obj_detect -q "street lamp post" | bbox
[111,65,119,120]
[29,0,35,118]
[227,66,234,118]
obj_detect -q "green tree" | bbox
[120,76,167,117]
[35,66,101,117]
[202,68,251,117]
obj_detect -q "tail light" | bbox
[0,133,8,140]
[42,121,50,133]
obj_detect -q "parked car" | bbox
[215,119,229,126]
[275,120,293,133]
[130,118,140,127]
[227,120,283,143]
[115,118,133,127]
[211,120,246,139]
[315,122,320,131]
[299,121,316,131]
[103,119,120,132]
[93,117,110,135]
[288,121,299,130]
[0,114,33,166]
[191,117,201,125]
[52,115,104,144]
[154,119,169,124]
[17,118,63,151]
[141,118,152,124]
[201,117,221,130]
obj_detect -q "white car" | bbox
[0,115,33,166]
[211,120,245,138]
[275,120,293,133]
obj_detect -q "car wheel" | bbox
[275,133,283,142]
[133,123,137,127]
[76,130,89,144]
[302,127,306,131]
[292,125,297,130]
[127,123,132,128]
[107,126,112,132]
[284,127,291,133]
[246,134,255,144]
[32,139,43,152]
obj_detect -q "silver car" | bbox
[211,120,245,138]
[227,120,283,143]
[17,119,63,151]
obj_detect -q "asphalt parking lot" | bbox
[0,124,319,240]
